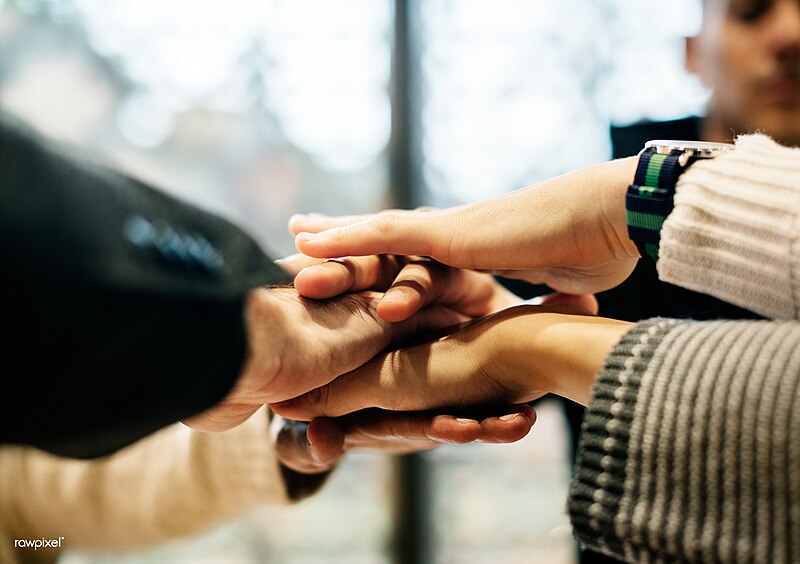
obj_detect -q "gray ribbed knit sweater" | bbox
[568,135,800,563]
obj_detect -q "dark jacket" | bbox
[0,114,290,458]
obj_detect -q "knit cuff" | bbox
[658,134,800,320]
[568,318,677,560]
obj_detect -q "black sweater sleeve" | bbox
[0,114,290,458]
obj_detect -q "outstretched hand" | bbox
[272,405,536,475]
[291,157,640,295]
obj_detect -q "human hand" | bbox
[278,252,521,322]
[271,304,632,420]
[272,405,535,474]
[291,157,640,295]
[183,287,466,432]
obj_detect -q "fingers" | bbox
[295,211,448,262]
[475,404,537,443]
[289,212,380,236]
[339,409,479,448]
[273,253,326,277]
[293,255,404,300]
[278,253,432,306]
[342,405,536,448]
[293,255,453,322]
[288,208,439,237]
[294,255,516,323]
[376,264,516,322]
[293,260,356,299]
[277,253,406,298]
[273,406,536,475]
[271,417,345,474]
[374,259,447,322]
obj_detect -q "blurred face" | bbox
[687,0,800,146]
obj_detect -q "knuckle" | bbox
[307,384,335,415]
[378,350,403,411]
[370,212,404,240]
[303,385,325,409]
[325,257,357,281]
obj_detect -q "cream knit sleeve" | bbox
[658,134,800,319]
[0,407,289,563]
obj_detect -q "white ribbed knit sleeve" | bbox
[658,134,800,319]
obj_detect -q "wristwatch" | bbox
[626,139,734,261]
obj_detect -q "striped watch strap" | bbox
[625,148,688,261]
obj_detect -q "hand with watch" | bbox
[625,140,734,261]
[292,139,733,299]
[274,138,742,420]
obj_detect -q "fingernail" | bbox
[382,289,407,302]
[296,232,318,242]
[289,214,306,223]
[455,418,473,425]
[499,413,520,422]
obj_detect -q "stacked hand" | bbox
[192,157,640,475]
[271,158,640,435]
[183,253,538,475]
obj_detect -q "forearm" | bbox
[0,408,290,554]
[569,318,800,562]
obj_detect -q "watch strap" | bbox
[626,148,692,261]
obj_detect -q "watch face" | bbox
[645,139,735,158]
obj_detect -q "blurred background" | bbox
[0,0,706,562]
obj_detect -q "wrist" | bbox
[596,156,640,259]
[625,140,734,261]
[544,316,632,405]
[493,307,632,406]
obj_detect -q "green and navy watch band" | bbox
[626,147,685,261]
[626,140,734,261]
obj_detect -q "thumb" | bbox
[270,356,398,420]
[271,416,345,474]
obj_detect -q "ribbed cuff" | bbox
[658,134,800,320]
[568,318,677,560]
[570,317,800,562]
